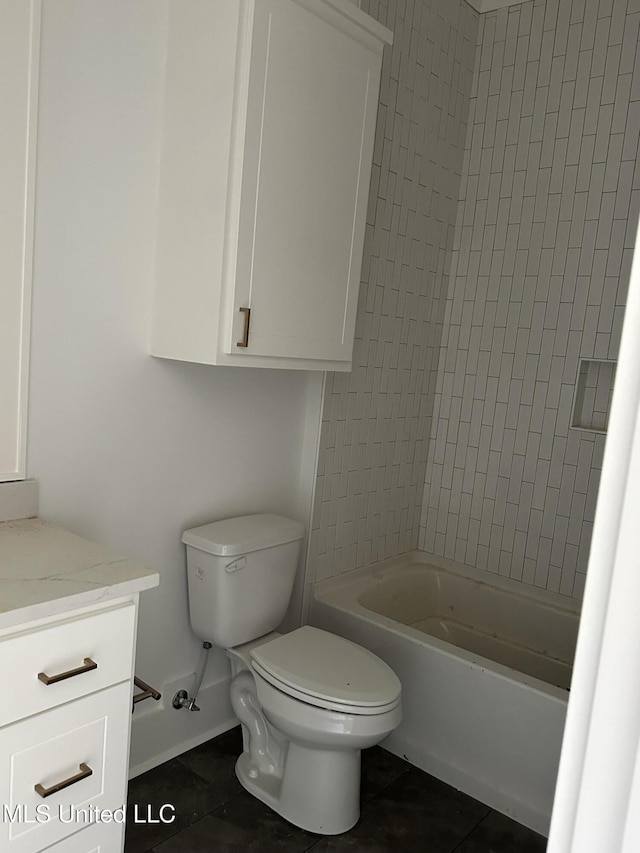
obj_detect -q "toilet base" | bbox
[235,741,361,835]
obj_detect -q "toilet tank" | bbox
[182,514,305,648]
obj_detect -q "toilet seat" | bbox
[250,626,401,715]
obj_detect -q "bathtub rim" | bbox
[313,550,580,702]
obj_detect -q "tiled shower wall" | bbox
[306,0,479,583]
[421,0,640,599]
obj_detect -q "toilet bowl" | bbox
[228,626,401,834]
[183,514,402,835]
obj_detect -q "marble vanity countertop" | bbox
[0,517,159,630]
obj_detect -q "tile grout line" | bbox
[449,807,495,852]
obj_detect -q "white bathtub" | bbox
[308,553,581,836]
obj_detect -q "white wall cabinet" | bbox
[0,1,39,480]
[0,599,139,853]
[151,0,391,372]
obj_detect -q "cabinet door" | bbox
[227,0,382,364]
[41,820,124,853]
[0,1,39,480]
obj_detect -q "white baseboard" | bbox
[129,718,238,779]
[128,673,236,778]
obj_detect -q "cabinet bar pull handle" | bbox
[37,657,97,685]
[35,763,93,799]
[237,306,251,347]
[133,675,162,705]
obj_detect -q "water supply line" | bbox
[172,641,212,712]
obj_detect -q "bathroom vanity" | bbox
[0,518,158,853]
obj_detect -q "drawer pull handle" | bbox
[34,763,93,799]
[37,657,98,685]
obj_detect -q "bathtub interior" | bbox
[356,562,580,689]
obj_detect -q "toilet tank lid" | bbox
[182,514,305,557]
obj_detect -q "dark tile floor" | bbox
[125,727,547,852]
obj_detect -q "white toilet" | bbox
[182,513,401,835]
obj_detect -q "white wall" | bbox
[27,0,317,773]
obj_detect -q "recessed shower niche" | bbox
[571,359,618,434]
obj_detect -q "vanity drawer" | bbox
[0,602,135,727]
[0,681,130,853]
